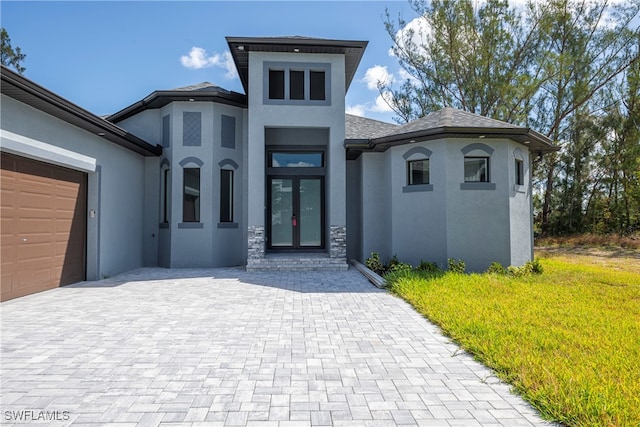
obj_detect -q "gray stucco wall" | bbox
[247,51,347,258]
[346,158,362,260]
[360,153,391,262]
[389,142,448,267]
[357,137,533,272]
[116,101,246,268]
[1,94,148,279]
[509,143,533,266]
[444,139,511,271]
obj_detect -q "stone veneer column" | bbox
[330,225,347,258]
[247,226,265,260]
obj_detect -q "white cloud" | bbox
[180,47,237,79]
[371,91,395,113]
[391,16,431,58]
[346,104,366,116]
[347,91,395,117]
[362,65,394,91]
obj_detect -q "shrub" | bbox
[448,258,466,273]
[487,262,507,275]
[529,258,544,274]
[365,252,385,275]
[418,260,440,273]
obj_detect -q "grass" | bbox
[386,250,640,426]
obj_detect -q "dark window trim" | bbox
[266,175,326,251]
[464,156,490,183]
[162,167,170,224]
[182,167,201,223]
[515,158,524,186]
[460,182,496,190]
[178,222,204,229]
[220,169,234,223]
[263,62,331,106]
[407,158,430,186]
[403,184,433,193]
[217,222,239,229]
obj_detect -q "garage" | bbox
[1,152,87,301]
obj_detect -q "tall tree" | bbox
[1,28,26,74]
[531,0,639,233]
[383,0,640,235]
[383,0,545,124]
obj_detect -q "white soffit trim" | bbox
[0,129,97,173]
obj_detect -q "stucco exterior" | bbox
[351,137,540,271]
[1,94,149,279]
[1,36,557,288]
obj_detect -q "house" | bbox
[0,36,558,301]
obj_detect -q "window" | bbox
[269,151,323,168]
[264,62,330,104]
[408,159,429,185]
[515,159,524,186]
[220,169,233,223]
[464,157,489,182]
[290,70,304,100]
[183,168,200,222]
[268,69,285,99]
[310,70,326,100]
[162,168,170,223]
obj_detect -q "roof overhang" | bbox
[226,36,368,94]
[108,89,247,123]
[1,65,161,157]
[345,126,559,159]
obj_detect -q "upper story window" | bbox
[310,71,326,100]
[269,70,285,99]
[264,62,331,105]
[290,70,304,100]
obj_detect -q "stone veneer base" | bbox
[246,224,349,271]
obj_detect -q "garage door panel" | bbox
[18,190,54,210]
[17,217,53,234]
[1,152,86,301]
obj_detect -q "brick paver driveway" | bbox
[1,268,552,426]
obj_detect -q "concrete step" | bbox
[246,254,348,272]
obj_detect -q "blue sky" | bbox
[2,1,414,122]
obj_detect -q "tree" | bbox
[383,0,545,124]
[383,0,640,235]
[1,28,26,74]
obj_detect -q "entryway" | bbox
[268,176,324,249]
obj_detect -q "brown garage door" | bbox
[1,152,87,301]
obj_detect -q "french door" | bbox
[268,176,324,250]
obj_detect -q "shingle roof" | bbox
[345,114,398,139]
[345,107,558,157]
[382,107,518,138]
[171,82,229,92]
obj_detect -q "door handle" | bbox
[292,214,297,227]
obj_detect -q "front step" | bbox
[246,254,349,272]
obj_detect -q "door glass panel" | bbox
[299,178,322,247]
[270,178,293,247]
[270,152,323,168]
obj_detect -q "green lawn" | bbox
[386,252,640,427]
